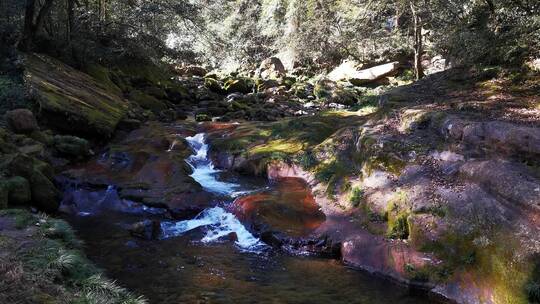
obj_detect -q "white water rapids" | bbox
[160,133,266,252]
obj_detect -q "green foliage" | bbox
[349,186,364,207]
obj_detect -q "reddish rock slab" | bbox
[231,177,325,238]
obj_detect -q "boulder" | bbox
[128,90,168,113]
[129,220,162,240]
[232,178,325,238]
[7,154,60,211]
[5,176,31,205]
[6,109,39,134]
[327,60,363,82]
[204,77,224,94]
[258,57,286,79]
[329,61,400,86]
[224,78,253,94]
[176,65,208,77]
[53,135,91,158]
[24,53,127,138]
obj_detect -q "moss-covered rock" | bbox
[6,153,60,211]
[128,90,168,113]
[24,54,127,138]
[224,78,254,94]
[204,77,224,94]
[53,135,91,158]
[5,176,31,205]
[195,113,212,122]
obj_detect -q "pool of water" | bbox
[67,211,433,304]
[62,132,436,303]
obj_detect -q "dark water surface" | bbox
[67,211,433,304]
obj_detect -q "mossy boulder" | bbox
[24,54,127,138]
[224,78,254,94]
[5,176,31,205]
[195,113,212,122]
[6,153,60,211]
[53,135,91,158]
[128,90,168,113]
[84,64,123,95]
[204,77,224,94]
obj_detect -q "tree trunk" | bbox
[19,0,37,51]
[410,1,425,80]
[18,0,55,51]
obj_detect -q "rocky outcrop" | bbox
[24,53,127,138]
[60,123,210,218]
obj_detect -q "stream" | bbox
[61,131,434,303]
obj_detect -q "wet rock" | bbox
[6,109,39,134]
[226,232,238,242]
[129,219,162,240]
[232,178,325,238]
[53,135,91,158]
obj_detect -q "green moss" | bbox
[349,186,364,207]
[128,90,167,113]
[421,228,534,303]
[195,113,211,122]
[385,191,411,239]
[84,64,122,95]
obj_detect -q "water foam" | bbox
[185,133,239,195]
[163,133,266,252]
[161,207,266,252]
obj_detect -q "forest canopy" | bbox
[1,0,539,72]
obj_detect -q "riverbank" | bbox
[0,209,146,303]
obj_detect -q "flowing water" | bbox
[62,131,436,304]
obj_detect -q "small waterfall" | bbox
[161,207,266,251]
[185,133,239,195]
[161,133,267,252]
